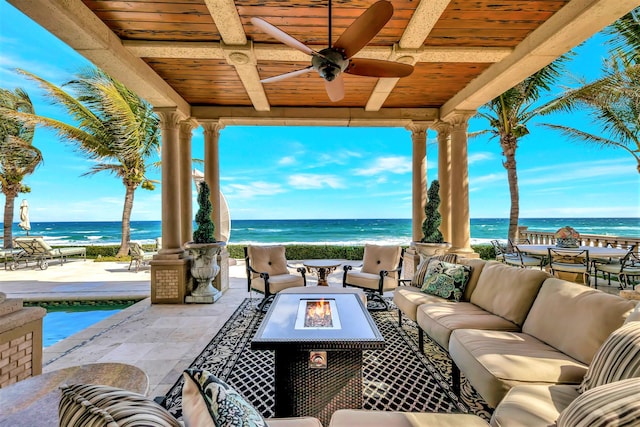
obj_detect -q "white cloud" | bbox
[224,181,286,199]
[468,152,494,164]
[288,174,345,189]
[353,156,411,176]
[278,156,296,166]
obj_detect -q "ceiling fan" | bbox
[251,0,414,102]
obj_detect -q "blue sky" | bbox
[1,2,639,222]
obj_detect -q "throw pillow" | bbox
[420,260,471,302]
[182,368,267,427]
[59,383,181,427]
[557,377,640,427]
[578,321,640,393]
[411,256,432,287]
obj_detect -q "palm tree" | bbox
[472,59,568,243]
[0,88,42,249]
[540,12,639,173]
[2,68,160,256]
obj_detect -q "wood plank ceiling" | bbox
[11,0,639,121]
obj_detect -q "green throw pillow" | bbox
[420,260,471,302]
[182,368,267,427]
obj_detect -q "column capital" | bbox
[154,108,186,130]
[201,120,225,135]
[405,120,433,135]
[179,117,199,132]
[444,110,476,129]
[432,120,451,135]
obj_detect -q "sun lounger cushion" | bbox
[182,369,267,427]
[59,383,180,427]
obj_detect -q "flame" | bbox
[305,299,333,327]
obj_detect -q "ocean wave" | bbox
[87,236,104,240]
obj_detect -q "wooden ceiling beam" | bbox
[7,0,190,115]
[441,0,640,119]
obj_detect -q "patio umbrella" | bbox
[192,169,231,242]
[18,199,30,235]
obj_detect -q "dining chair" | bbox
[593,245,639,290]
[503,245,547,269]
[547,248,591,285]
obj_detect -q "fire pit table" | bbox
[251,291,384,425]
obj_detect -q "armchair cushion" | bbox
[248,245,289,276]
[362,244,401,276]
[557,378,640,427]
[182,368,267,427]
[420,259,471,302]
[578,321,640,393]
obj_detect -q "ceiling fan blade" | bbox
[251,17,315,56]
[324,75,345,102]
[260,67,314,84]
[345,58,414,78]
[333,0,393,59]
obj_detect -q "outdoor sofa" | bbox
[327,258,640,426]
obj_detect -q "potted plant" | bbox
[413,180,451,258]
[184,181,226,303]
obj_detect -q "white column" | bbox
[202,121,225,241]
[179,118,198,245]
[433,121,452,243]
[155,108,185,256]
[447,111,476,255]
[406,122,430,242]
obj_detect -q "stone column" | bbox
[179,118,198,245]
[201,120,229,294]
[433,121,452,243]
[447,111,477,257]
[406,122,430,242]
[150,108,190,304]
[202,121,224,241]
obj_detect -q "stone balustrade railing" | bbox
[518,227,640,254]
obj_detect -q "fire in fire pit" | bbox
[294,298,342,330]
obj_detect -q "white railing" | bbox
[518,226,640,254]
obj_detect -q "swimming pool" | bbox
[27,301,137,348]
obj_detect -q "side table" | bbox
[303,259,342,286]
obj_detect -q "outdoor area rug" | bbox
[162,298,492,422]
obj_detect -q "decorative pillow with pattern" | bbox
[578,321,640,393]
[420,260,471,302]
[557,377,640,427]
[59,383,181,427]
[182,368,267,427]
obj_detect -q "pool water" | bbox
[42,304,132,348]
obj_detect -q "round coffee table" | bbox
[303,259,342,286]
[0,362,148,427]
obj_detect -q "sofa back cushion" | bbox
[469,261,548,326]
[457,258,487,301]
[522,278,636,364]
[247,245,289,276]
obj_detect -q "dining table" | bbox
[516,244,629,258]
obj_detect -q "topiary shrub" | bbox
[421,179,444,243]
[193,182,216,244]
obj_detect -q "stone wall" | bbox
[0,293,45,388]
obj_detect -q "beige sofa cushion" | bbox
[522,278,636,364]
[393,286,448,322]
[247,245,289,276]
[449,329,588,408]
[417,302,520,350]
[249,274,304,294]
[457,258,487,300]
[490,384,579,427]
[346,271,399,291]
[469,261,549,327]
[328,409,489,427]
[267,418,323,427]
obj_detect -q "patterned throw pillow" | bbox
[420,260,471,302]
[59,383,181,427]
[182,368,267,427]
[557,378,640,427]
[578,321,640,393]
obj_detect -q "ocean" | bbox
[6,218,639,247]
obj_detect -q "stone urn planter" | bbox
[184,241,226,303]
[412,241,452,259]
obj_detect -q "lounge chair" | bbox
[12,237,86,270]
[0,248,24,270]
[128,242,157,272]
